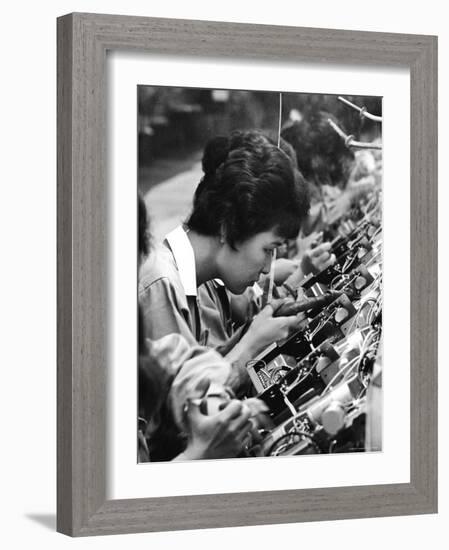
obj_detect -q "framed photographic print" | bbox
[57,12,437,536]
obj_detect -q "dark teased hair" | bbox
[201,130,298,176]
[281,112,355,188]
[187,130,310,248]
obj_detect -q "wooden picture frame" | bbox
[57,12,438,536]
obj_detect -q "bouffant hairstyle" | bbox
[187,130,310,248]
[281,113,355,188]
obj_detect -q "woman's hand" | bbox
[180,398,255,460]
[224,298,306,387]
[273,258,301,285]
[242,300,304,356]
[300,241,337,275]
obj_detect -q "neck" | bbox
[186,230,220,286]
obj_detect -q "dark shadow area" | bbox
[25,513,56,531]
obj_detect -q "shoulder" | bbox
[138,246,193,338]
[139,244,182,295]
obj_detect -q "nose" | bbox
[260,254,272,275]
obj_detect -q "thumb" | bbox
[257,302,276,319]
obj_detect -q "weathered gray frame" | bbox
[57,12,438,537]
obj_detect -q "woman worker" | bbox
[138,195,266,461]
[195,130,336,340]
[139,132,308,395]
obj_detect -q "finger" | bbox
[218,400,245,421]
[247,417,264,438]
[312,248,332,264]
[307,245,331,263]
[320,253,336,270]
[314,242,332,254]
[258,302,275,318]
[249,424,263,445]
[287,314,306,331]
[242,398,269,416]
[274,258,299,269]
[271,315,301,334]
[315,253,336,271]
[311,254,331,269]
[230,417,253,437]
[312,247,329,259]
[309,232,323,249]
[234,420,254,442]
[295,311,307,323]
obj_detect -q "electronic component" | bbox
[260,373,366,456]
[246,183,383,455]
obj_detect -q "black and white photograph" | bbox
[1,0,442,543]
[137,86,383,462]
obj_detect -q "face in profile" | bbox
[215,228,283,294]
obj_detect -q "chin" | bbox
[228,285,245,295]
[231,282,253,295]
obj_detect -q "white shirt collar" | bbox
[165,225,197,296]
[252,282,263,297]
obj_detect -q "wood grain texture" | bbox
[57,13,74,536]
[56,12,438,536]
[409,36,438,508]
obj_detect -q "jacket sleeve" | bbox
[148,333,231,431]
[139,276,198,345]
